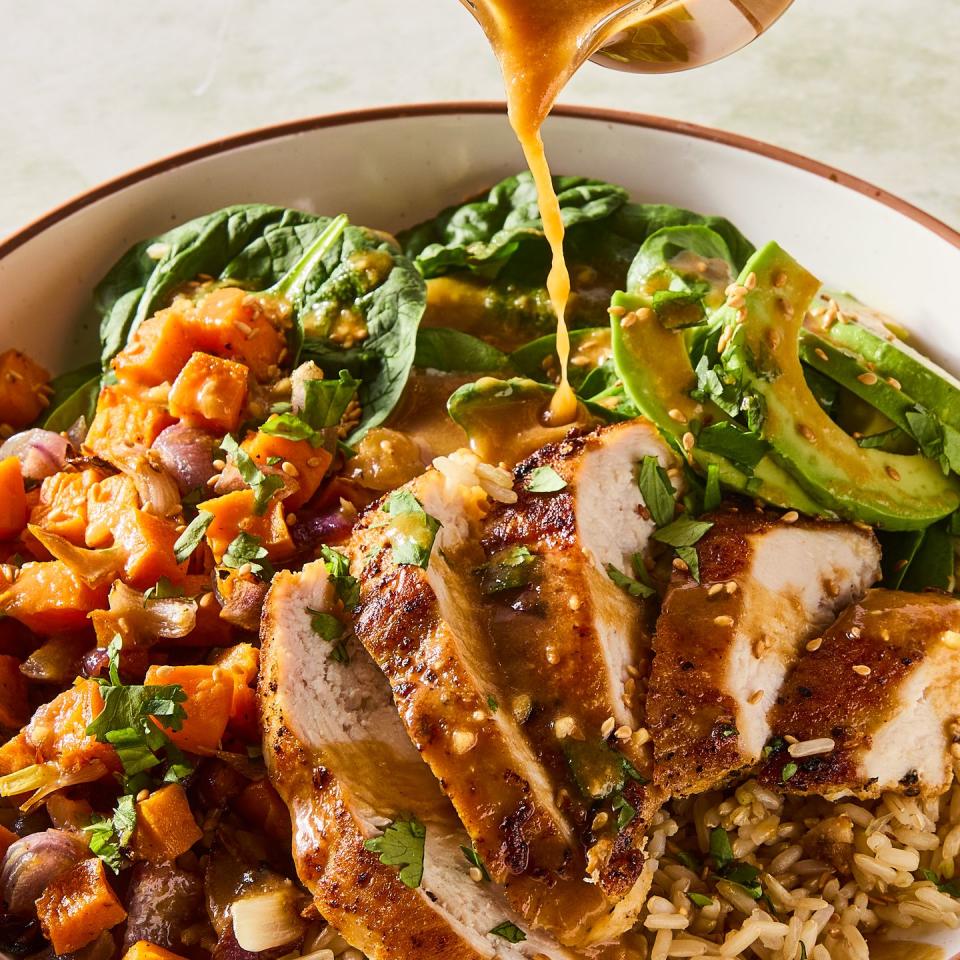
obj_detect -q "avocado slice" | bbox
[809,291,960,433]
[611,290,825,514]
[799,332,960,471]
[719,244,960,529]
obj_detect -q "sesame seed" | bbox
[154,665,174,680]
[673,556,689,572]
[199,592,215,609]
[727,293,746,310]
[668,408,688,423]
[814,347,829,362]
[627,665,640,678]
[806,637,823,652]
[748,689,763,705]
[213,459,226,471]
[853,664,871,676]
[781,511,799,524]
[857,371,878,386]
[783,734,798,745]
[636,307,654,322]
[286,513,297,526]
[894,558,909,572]
[725,581,738,594]
[744,272,758,291]
[635,727,651,746]
[469,867,483,883]
[724,283,739,297]
[471,710,485,722]
[608,305,626,317]
[886,465,901,481]
[624,678,636,698]
[798,425,817,443]
[707,583,724,597]
[554,716,577,739]
[592,812,610,830]
[281,460,299,477]
[568,595,581,611]
[714,615,734,627]
[601,716,616,738]
[887,377,902,390]
[773,271,788,288]
[237,562,253,577]
[545,646,559,665]
[452,729,478,754]
[849,626,862,639]
[206,474,220,487]
[234,320,253,337]
[136,789,150,802]
[614,725,632,741]
[682,432,696,452]
[620,311,637,329]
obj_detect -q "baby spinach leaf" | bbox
[414,328,509,372]
[606,563,656,599]
[509,327,611,391]
[524,466,567,493]
[301,369,360,430]
[626,225,737,295]
[42,362,102,433]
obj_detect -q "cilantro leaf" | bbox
[708,827,734,871]
[524,466,567,493]
[173,511,213,564]
[259,412,321,446]
[703,463,722,512]
[364,817,426,888]
[605,563,656,599]
[320,544,360,609]
[144,576,184,601]
[922,868,960,898]
[490,922,526,944]
[306,607,349,663]
[479,545,538,594]
[385,490,440,569]
[781,762,798,782]
[222,532,272,579]
[486,694,499,713]
[636,455,676,527]
[675,545,701,582]
[612,792,637,831]
[460,843,491,881]
[85,794,137,873]
[687,892,714,907]
[302,369,360,430]
[219,434,285,514]
[696,422,768,472]
[653,516,714,548]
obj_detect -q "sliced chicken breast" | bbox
[259,561,580,960]
[647,506,880,798]
[351,422,678,946]
[760,589,960,800]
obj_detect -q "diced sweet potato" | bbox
[0,654,28,729]
[86,474,139,548]
[198,490,293,563]
[185,287,287,381]
[144,664,232,754]
[84,386,174,462]
[0,561,109,634]
[214,644,259,741]
[0,732,36,776]
[123,941,190,960]
[37,857,127,955]
[112,307,196,386]
[168,352,248,433]
[30,468,107,546]
[241,432,331,510]
[130,783,202,862]
[0,349,51,428]
[114,508,185,588]
[0,457,27,540]
[25,679,117,773]
[235,779,291,844]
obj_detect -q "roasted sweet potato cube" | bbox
[112,307,196,386]
[123,942,189,960]
[198,489,293,562]
[114,508,185,588]
[0,456,27,540]
[241,432,331,510]
[0,561,109,634]
[86,474,139,548]
[130,783,202,862]
[0,349,51,428]
[84,386,174,461]
[168,352,248,433]
[30,467,106,546]
[144,664,232,754]
[37,858,127,955]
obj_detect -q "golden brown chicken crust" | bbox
[760,589,960,798]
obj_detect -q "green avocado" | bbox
[810,291,960,433]
[719,243,960,529]
[611,290,825,514]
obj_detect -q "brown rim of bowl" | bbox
[2,101,959,259]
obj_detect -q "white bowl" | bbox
[1,103,959,957]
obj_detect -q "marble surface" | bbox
[1,0,957,239]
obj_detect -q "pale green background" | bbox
[1,0,957,238]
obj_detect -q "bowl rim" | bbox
[2,100,958,259]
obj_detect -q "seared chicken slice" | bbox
[760,589,960,799]
[259,561,580,960]
[351,422,677,946]
[647,507,880,798]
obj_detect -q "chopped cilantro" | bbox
[144,576,184,601]
[675,545,701,582]
[479,545,537,594]
[524,465,567,493]
[781,762,798,782]
[460,843,491,881]
[302,369,360,430]
[490,922,526,944]
[636,455,676,528]
[320,544,360,609]
[703,463,722,512]
[763,736,787,759]
[84,794,137,873]
[385,490,440,569]
[708,827,734,871]
[675,850,701,871]
[306,607,349,664]
[922,869,960,898]
[364,817,426,888]
[222,532,273,579]
[687,892,714,908]
[266,455,283,465]
[259,412,321,446]
[173,511,213,564]
[219,434,284,514]
[653,515,714,548]
[696,422,768,472]
[605,563,656,599]
[612,792,637,831]
[487,694,499,713]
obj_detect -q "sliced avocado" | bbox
[810,291,960,433]
[719,243,960,529]
[611,291,825,514]
[509,327,612,390]
[562,739,628,801]
[800,329,960,473]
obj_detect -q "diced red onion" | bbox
[289,508,354,553]
[0,829,87,915]
[0,430,69,481]
[151,423,220,495]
